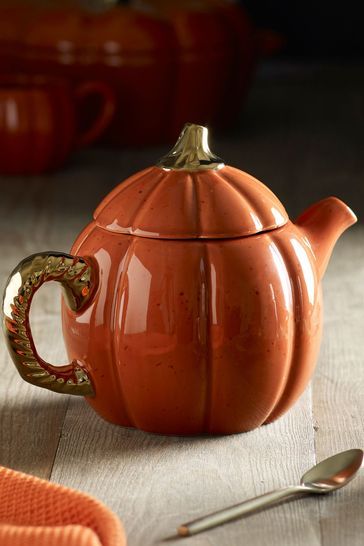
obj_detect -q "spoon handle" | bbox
[178,485,306,537]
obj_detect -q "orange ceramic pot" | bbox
[0,75,115,175]
[3,124,357,434]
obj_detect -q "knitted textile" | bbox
[0,465,126,546]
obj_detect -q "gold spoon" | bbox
[178,448,363,537]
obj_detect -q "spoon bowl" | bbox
[301,448,363,493]
[178,448,363,537]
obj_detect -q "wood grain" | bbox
[0,61,363,544]
[313,229,364,546]
[51,389,319,546]
[0,181,70,478]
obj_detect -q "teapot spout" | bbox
[295,196,357,278]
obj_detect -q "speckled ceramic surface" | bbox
[3,124,357,434]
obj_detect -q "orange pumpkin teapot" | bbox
[3,124,357,435]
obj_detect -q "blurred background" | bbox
[0,0,363,223]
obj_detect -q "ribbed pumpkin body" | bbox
[62,221,322,434]
[62,163,322,434]
[1,123,355,435]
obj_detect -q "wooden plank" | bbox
[0,152,162,479]
[51,389,318,546]
[0,180,70,479]
[312,228,364,546]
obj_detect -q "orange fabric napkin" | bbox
[0,465,126,546]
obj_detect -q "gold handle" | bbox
[2,252,95,396]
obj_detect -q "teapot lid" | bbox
[94,123,288,239]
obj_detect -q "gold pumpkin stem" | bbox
[157,123,225,171]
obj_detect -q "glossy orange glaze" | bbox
[93,165,288,238]
[62,221,322,434]
[0,76,114,174]
[3,124,356,434]
[61,157,356,434]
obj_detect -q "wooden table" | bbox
[1,62,363,545]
